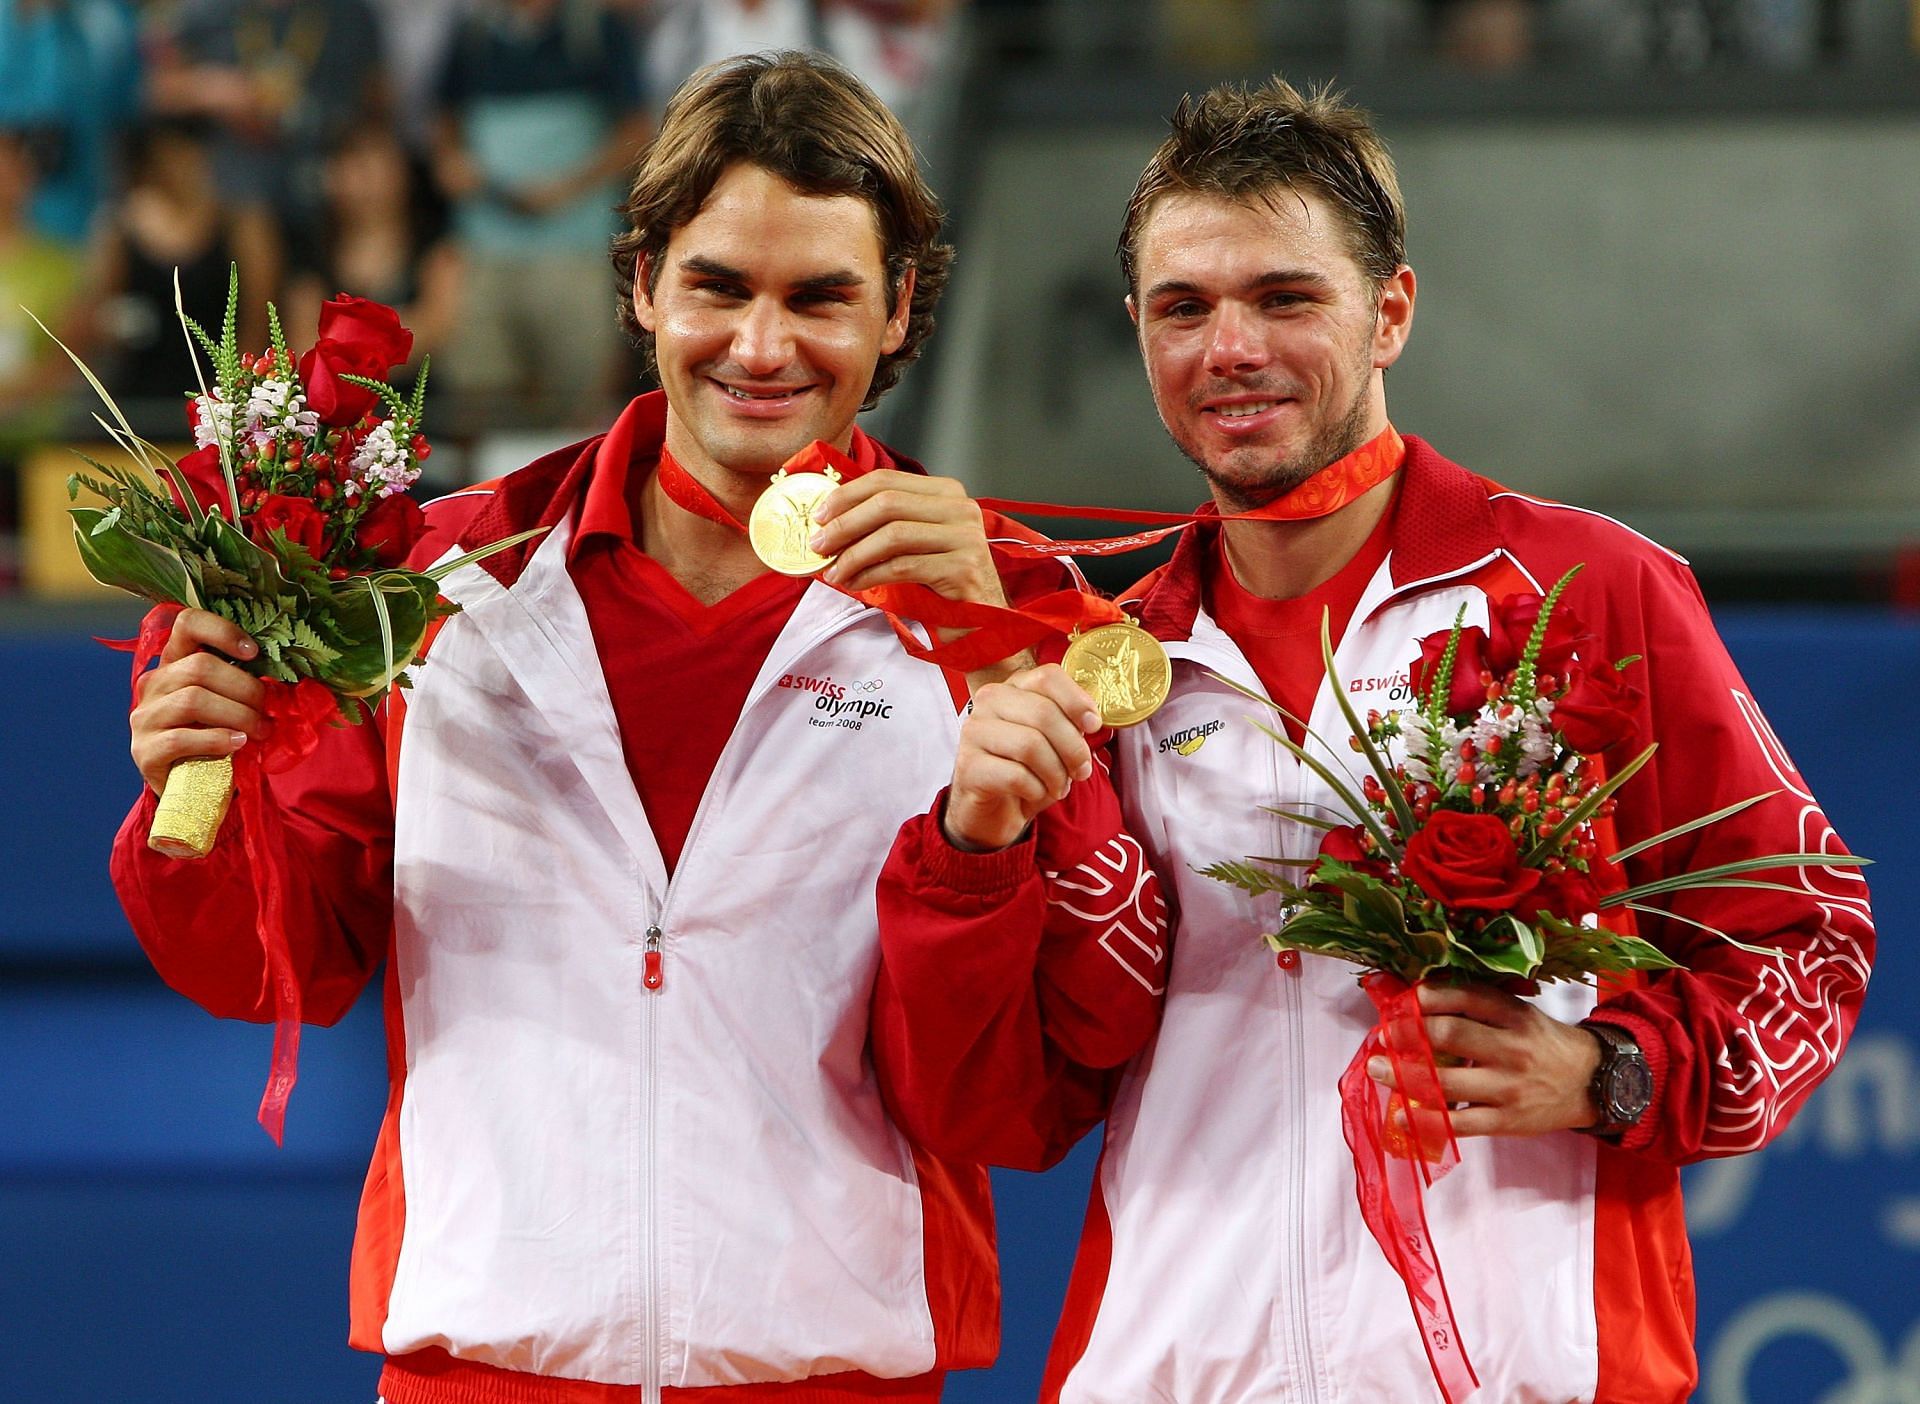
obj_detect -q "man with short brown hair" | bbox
[113,51,1162,1403]
[876,75,1872,1403]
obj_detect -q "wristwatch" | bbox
[1578,1020,1652,1137]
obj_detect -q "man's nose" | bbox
[732,297,796,376]
[1204,303,1268,376]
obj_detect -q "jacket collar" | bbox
[459,390,925,588]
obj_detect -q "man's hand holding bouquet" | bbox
[34,267,535,1141]
[1202,566,1867,1403]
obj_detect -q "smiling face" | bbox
[634,161,912,487]
[1128,186,1414,512]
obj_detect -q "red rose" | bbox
[1315,824,1390,881]
[296,295,414,427]
[167,445,230,516]
[1410,626,1495,717]
[248,493,331,559]
[1401,809,1543,912]
[1530,867,1600,923]
[1553,661,1643,754]
[1530,852,1626,923]
[1487,592,1595,678]
[358,493,427,567]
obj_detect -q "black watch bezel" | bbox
[1580,1020,1652,1135]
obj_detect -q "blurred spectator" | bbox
[643,0,961,132]
[89,119,280,424]
[0,0,142,246]
[0,126,85,589]
[146,0,390,269]
[431,0,648,426]
[1430,0,1537,69]
[0,127,83,438]
[820,0,964,124]
[283,123,460,365]
[365,0,470,151]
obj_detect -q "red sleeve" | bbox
[1569,551,1873,1163]
[872,748,1167,1171]
[110,646,397,1029]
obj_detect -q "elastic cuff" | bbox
[920,793,1037,898]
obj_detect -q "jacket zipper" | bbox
[632,595,860,1402]
[643,920,664,1403]
[1272,721,1324,1403]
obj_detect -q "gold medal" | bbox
[749,467,842,576]
[1062,619,1171,728]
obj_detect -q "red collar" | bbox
[573,395,891,555]
[1128,435,1505,643]
[458,391,925,587]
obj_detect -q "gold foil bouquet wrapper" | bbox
[149,755,236,859]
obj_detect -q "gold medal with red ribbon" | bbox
[654,426,1406,728]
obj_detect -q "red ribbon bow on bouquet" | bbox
[113,605,345,1145]
[1337,973,1481,1403]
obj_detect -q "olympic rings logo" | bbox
[1707,1292,1920,1404]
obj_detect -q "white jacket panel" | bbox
[1070,582,1601,1404]
[384,513,956,1386]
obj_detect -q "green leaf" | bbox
[323,571,443,696]
[1451,933,1543,975]
[1580,932,1680,973]
[1607,790,1779,863]
[1618,902,1778,960]
[1510,564,1583,711]
[1423,603,1469,726]
[422,526,549,583]
[67,509,200,606]
[1196,859,1301,899]
[1258,806,1348,832]
[1602,852,1870,907]
[1247,715,1401,861]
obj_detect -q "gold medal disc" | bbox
[749,469,841,576]
[1062,620,1171,728]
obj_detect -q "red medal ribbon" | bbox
[653,425,1402,669]
[653,442,1125,672]
[977,423,1406,559]
[655,445,753,530]
[1337,972,1481,1403]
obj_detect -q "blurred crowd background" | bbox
[3,0,1919,602]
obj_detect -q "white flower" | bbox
[245,376,320,443]
[1516,699,1558,775]
[191,393,233,449]
[1396,708,1468,786]
[350,420,418,498]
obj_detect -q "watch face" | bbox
[1604,1057,1654,1122]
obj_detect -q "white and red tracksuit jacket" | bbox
[873,436,1873,1403]
[109,409,1165,1403]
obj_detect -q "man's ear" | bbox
[1372,265,1416,370]
[633,252,658,334]
[881,264,917,356]
[1125,293,1139,327]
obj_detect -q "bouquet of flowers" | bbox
[43,268,529,858]
[1200,566,1852,983]
[36,267,533,1141]
[1200,566,1866,1403]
